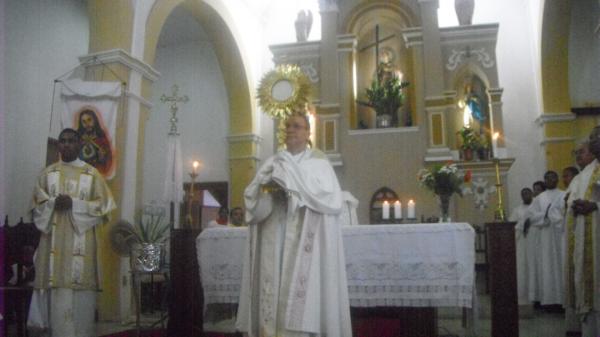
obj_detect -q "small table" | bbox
[131,269,169,336]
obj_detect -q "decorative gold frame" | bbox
[257,64,311,120]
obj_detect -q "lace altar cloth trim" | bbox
[197,223,475,308]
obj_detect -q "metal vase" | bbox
[131,243,164,272]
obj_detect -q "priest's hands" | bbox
[572,199,598,216]
[54,194,73,211]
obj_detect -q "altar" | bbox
[196,222,475,335]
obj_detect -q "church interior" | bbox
[1,0,599,336]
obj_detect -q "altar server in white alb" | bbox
[509,187,534,305]
[28,128,116,337]
[237,112,352,337]
[526,170,566,305]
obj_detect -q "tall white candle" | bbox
[407,199,416,219]
[394,200,402,219]
[382,201,390,220]
[492,132,500,158]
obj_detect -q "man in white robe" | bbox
[237,114,352,337]
[509,187,533,305]
[526,170,565,305]
[27,128,115,337]
[566,128,600,337]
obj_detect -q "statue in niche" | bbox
[459,80,490,160]
[357,25,410,128]
[295,10,313,42]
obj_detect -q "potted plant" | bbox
[476,134,491,160]
[457,126,479,161]
[357,64,409,128]
[125,211,169,272]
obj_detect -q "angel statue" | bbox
[295,10,313,42]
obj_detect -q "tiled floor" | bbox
[96,306,568,337]
[29,272,573,337]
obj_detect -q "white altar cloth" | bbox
[197,223,474,309]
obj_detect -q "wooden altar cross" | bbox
[160,84,189,135]
[358,24,396,82]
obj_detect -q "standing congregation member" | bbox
[566,127,600,337]
[228,207,245,227]
[526,171,566,306]
[28,128,115,337]
[237,112,352,337]
[510,187,534,305]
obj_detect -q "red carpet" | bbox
[100,329,164,337]
[100,330,230,337]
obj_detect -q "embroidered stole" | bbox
[46,164,94,287]
[567,165,598,314]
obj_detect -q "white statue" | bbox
[295,10,313,42]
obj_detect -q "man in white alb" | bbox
[509,187,534,305]
[526,170,565,306]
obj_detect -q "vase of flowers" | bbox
[418,162,471,222]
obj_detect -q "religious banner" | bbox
[60,79,122,179]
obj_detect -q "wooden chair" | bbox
[1,218,41,337]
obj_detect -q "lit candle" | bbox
[382,201,390,220]
[394,200,402,219]
[192,160,200,174]
[407,199,416,219]
[492,132,500,158]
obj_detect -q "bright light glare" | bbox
[438,0,459,27]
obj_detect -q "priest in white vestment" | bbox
[526,170,565,305]
[509,187,533,305]
[566,129,600,337]
[28,128,116,337]
[237,113,352,337]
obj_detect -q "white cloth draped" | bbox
[162,134,184,229]
[197,223,475,308]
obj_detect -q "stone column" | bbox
[418,0,444,96]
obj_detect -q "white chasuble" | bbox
[237,149,352,337]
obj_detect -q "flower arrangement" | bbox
[357,63,410,118]
[417,162,472,197]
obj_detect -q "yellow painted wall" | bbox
[88,0,134,53]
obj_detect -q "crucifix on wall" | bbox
[160,84,189,136]
[358,24,396,84]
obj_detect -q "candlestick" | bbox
[394,200,402,219]
[407,199,416,219]
[382,201,390,220]
[493,158,506,221]
[187,161,200,228]
[492,132,500,158]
